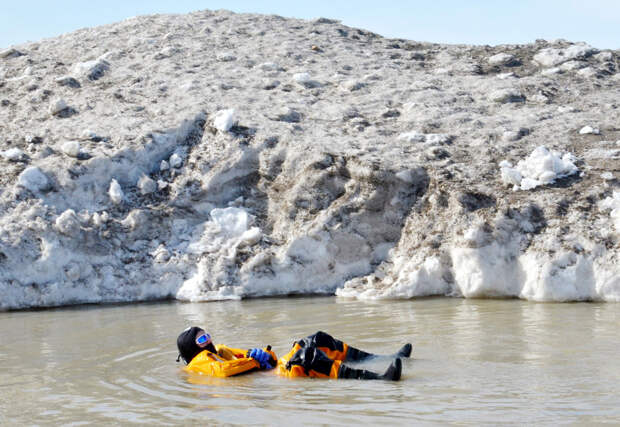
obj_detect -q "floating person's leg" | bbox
[345,342,412,362]
[337,358,402,381]
[298,331,412,362]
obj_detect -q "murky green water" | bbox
[1,297,619,425]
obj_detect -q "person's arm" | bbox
[246,346,277,369]
[215,345,241,360]
[217,345,276,364]
[215,344,248,360]
[185,349,260,377]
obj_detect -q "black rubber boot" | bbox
[337,363,381,380]
[345,343,413,362]
[396,343,412,359]
[337,358,402,381]
[382,358,402,381]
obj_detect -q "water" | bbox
[1,297,619,425]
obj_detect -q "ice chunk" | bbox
[293,72,321,88]
[183,207,259,258]
[259,62,280,71]
[213,108,235,132]
[49,99,68,115]
[1,148,25,161]
[398,132,452,145]
[533,43,598,67]
[500,166,522,187]
[211,207,252,236]
[557,105,576,113]
[17,167,50,192]
[598,191,620,231]
[217,52,236,62]
[72,58,109,81]
[398,131,426,143]
[426,134,452,145]
[490,89,525,103]
[499,146,578,191]
[138,175,156,195]
[0,48,24,58]
[61,141,80,158]
[579,125,600,135]
[108,179,124,204]
[55,209,80,236]
[488,53,517,66]
[121,209,146,231]
[293,72,311,83]
[239,227,262,247]
[92,211,109,228]
[169,153,183,168]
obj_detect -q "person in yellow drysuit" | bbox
[177,327,411,381]
[176,326,277,378]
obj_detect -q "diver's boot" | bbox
[382,358,402,381]
[337,358,402,381]
[345,343,413,362]
[396,343,412,359]
[337,363,381,380]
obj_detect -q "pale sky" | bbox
[1,0,619,50]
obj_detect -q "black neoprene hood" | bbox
[177,326,203,364]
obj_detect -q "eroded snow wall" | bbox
[0,10,618,309]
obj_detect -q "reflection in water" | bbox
[1,298,619,424]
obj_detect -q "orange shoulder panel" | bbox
[276,343,341,379]
[318,343,348,361]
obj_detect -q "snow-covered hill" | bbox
[0,10,618,309]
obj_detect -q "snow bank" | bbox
[339,210,620,302]
[0,10,617,310]
[500,146,579,190]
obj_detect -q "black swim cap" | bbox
[177,326,204,364]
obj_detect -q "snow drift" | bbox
[0,10,618,309]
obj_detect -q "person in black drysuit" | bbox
[279,331,412,381]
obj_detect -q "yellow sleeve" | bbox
[215,345,249,359]
[216,345,278,366]
[186,350,259,377]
